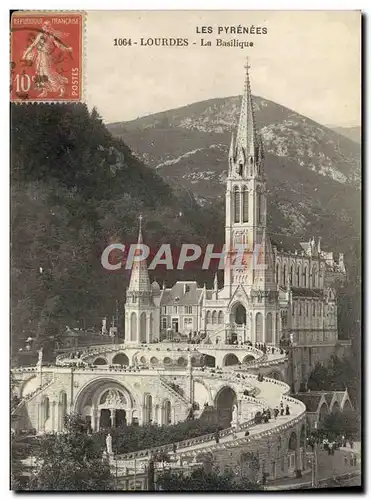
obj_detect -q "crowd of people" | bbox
[253,401,291,425]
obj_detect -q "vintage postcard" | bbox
[10,10,362,492]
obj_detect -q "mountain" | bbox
[330,126,361,144]
[107,96,361,255]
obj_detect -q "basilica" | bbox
[124,62,347,390]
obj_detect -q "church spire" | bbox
[128,215,151,293]
[236,57,258,158]
[228,131,235,161]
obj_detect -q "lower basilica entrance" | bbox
[76,381,138,431]
[98,408,128,428]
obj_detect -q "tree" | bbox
[307,355,358,406]
[321,410,361,441]
[28,414,113,491]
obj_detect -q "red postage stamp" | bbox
[10,11,84,102]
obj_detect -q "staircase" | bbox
[12,372,55,415]
[159,376,190,406]
[201,326,226,344]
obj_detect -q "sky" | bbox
[86,10,361,127]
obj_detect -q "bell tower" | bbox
[125,216,155,344]
[224,59,267,289]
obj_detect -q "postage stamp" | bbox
[10,11,84,103]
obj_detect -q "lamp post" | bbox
[311,422,318,488]
[115,448,118,491]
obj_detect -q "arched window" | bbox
[283,265,287,286]
[303,266,308,287]
[234,186,240,223]
[44,397,50,421]
[312,302,316,316]
[218,311,224,324]
[130,312,137,342]
[290,265,294,285]
[206,311,211,324]
[242,185,249,222]
[212,310,217,325]
[306,302,309,317]
[255,313,263,342]
[256,190,261,224]
[319,303,322,316]
[276,263,280,285]
[299,302,302,316]
[296,265,301,287]
[312,266,317,288]
[266,313,273,343]
[140,312,146,343]
[59,391,67,431]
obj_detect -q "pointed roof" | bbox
[213,272,218,291]
[253,230,276,289]
[236,57,258,157]
[228,132,235,160]
[128,215,151,293]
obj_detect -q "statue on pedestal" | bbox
[37,348,43,367]
[106,433,113,455]
[102,317,107,335]
[231,404,239,429]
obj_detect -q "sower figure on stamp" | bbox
[22,21,72,98]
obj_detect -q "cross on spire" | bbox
[236,57,257,157]
[137,214,143,245]
[244,57,251,90]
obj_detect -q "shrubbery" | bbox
[94,419,222,455]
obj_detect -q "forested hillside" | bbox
[11,104,221,353]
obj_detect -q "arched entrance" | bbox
[331,401,340,414]
[93,357,107,365]
[232,303,246,325]
[162,400,172,425]
[203,355,216,367]
[318,402,328,424]
[112,353,129,366]
[143,394,153,425]
[288,431,298,470]
[224,353,239,366]
[243,354,255,363]
[215,386,237,428]
[98,389,129,429]
[177,357,187,367]
[343,399,352,413]
[74,379,135,431]
[288,432,297,450]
